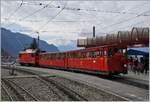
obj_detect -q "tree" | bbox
[30,38,38,49]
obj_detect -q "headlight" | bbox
[124,64,127,67]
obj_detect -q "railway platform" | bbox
[124,71,149,81]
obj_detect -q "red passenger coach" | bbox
[39,52,66,68]
[19,45,128,75]
[67,45,128,75]
[38,45,128,75]
[18,49,37,66]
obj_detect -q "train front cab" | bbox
[19,52,36,66]
[106,47,128,75]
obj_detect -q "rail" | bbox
[2,79,39,101]
[41,76,88,101]
[1,82,13,101]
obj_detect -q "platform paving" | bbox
[124,71,149,81]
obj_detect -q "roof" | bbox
[41,44,127,55]
[19,49,37,54]
[127,49,149,56]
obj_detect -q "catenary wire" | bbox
[19,2,150,17]
[98,10,150,30]
[7,0,24,20]
[19,0,54,21]
[37,1,68,32]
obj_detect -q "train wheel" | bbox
[108,72,113,77]
[20,63,24,66]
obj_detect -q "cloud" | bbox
[1,1,150,51]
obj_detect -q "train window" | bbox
[104,48,107,56]
[89,52,93,58]
[81,52,86,58]
[31,53,36,57]
[86,52,90,58]
[89,51,98,58]
[108,48,113,56]
[119,48,126,55]
[43,55,46,60]
[60,53,63,59]
[60,53,62,59]
[123,49,126,54]
[73,53,76,58]
[48,54,51,60]
[62,53,65,59]
[68,53,71,58]
[99,49,102,57]
[94,51,99,57]
[45,55,48,60]
[77,52,81,58]
[71,53,73,58]
[58,53,61,59]
[51,54,54,60]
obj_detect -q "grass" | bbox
[2,96,10,101]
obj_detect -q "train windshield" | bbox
[108,48,126,56]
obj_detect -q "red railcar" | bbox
[18,49,37,66]
[19,45,128,75]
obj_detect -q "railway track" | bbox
[1,65,135,101]
[40,76,88,101]
[2,79,39,101]
[2,66,88,101]
[1,82,13,101]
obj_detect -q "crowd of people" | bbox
[128,55,149,75]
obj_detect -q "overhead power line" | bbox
[20,2,150,17]
[7,0,24,20]
[37,1,68,32]
[107,21,145,34]
[19,1,54,21]
[99,10,150,30]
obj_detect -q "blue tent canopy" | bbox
[127,49,149,56]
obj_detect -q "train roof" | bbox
[40,44,127,55]
[19,49,37,54]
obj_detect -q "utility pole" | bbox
[93,26,95,37]
[36,31,40,51]
[36,31,40,66]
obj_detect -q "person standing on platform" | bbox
[144,54,149,74]
[133,56,139,74]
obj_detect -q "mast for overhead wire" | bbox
[93,26,95,37]
[36,31,40,51]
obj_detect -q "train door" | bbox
[99,48,103,71]
[65,52,68,69]
[103,47,108,71]
[107,47,128,74]
[35,51,39,66]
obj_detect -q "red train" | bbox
[18,45,128,75]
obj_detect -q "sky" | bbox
[1,0,150,51]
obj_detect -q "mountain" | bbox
[1,48,11,57]
[1,28,59,57]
